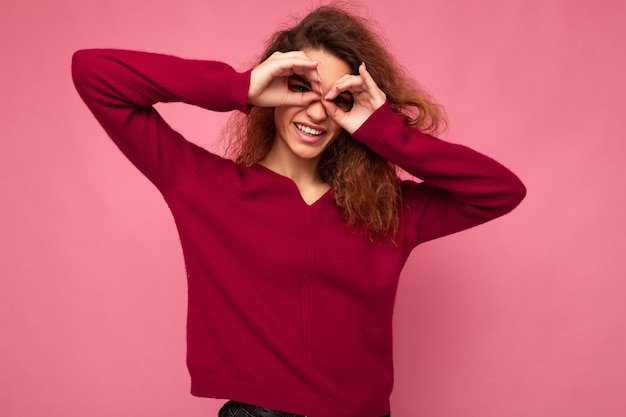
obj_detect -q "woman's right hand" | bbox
[247,51,322,108]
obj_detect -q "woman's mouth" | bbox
[295,123,325,137]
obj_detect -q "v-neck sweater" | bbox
[72,49,526,417]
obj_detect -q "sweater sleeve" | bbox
[352,102,526,249]
[71,49,251,188]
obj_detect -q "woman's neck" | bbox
[260,145,330,205]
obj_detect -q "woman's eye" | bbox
[288,82,311,93]
[333,94,354,111]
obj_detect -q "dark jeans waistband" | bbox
[220,400,391,417]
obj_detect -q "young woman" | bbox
[72,5,525,417]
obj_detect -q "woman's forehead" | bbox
[302,49,351,84]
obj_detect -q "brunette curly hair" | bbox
[224,4,446,239]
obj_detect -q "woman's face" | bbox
[272,49,353,164]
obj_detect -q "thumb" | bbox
[321,98,342,121]
[322,99,353,131]
[283,91,321,107]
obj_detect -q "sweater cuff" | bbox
[351,101,403,149]
[230,68,253,114]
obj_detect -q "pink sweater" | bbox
[72,49,525,417]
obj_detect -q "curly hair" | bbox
[223,4,446,239]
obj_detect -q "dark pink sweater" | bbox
[72,49,525,417]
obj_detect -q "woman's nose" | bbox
[305,99,327,122]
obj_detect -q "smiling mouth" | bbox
[295,123,325,136]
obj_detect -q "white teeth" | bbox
[295,123,324,136]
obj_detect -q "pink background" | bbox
[2,0,625,416]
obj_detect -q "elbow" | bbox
[71,49,94,86]
[71,49,105,93]
[501,174,527,214]
[71,49,91,92]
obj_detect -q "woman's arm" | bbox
[323,63,525,248]
[353,102,526,247]
[71,49,251,187]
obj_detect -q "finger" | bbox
[321,97,342,120]
[324,97,371,134]
[322,98,361,134]
[303,67,323,95]
[357,62,387,106]
[324,74,361,100]
[279,50,315,61]
[277,59,322,95]
[327,63,380,96]
[266,51,319,75]
[275,59,319,78]
[270,50,316,65]
[283,91,321,107]
[359,62,379,92]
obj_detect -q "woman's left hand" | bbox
[322,62,386,134]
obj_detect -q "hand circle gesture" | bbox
[247,51,323,108]
[248,51,387,135]
[322,62,387,134]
